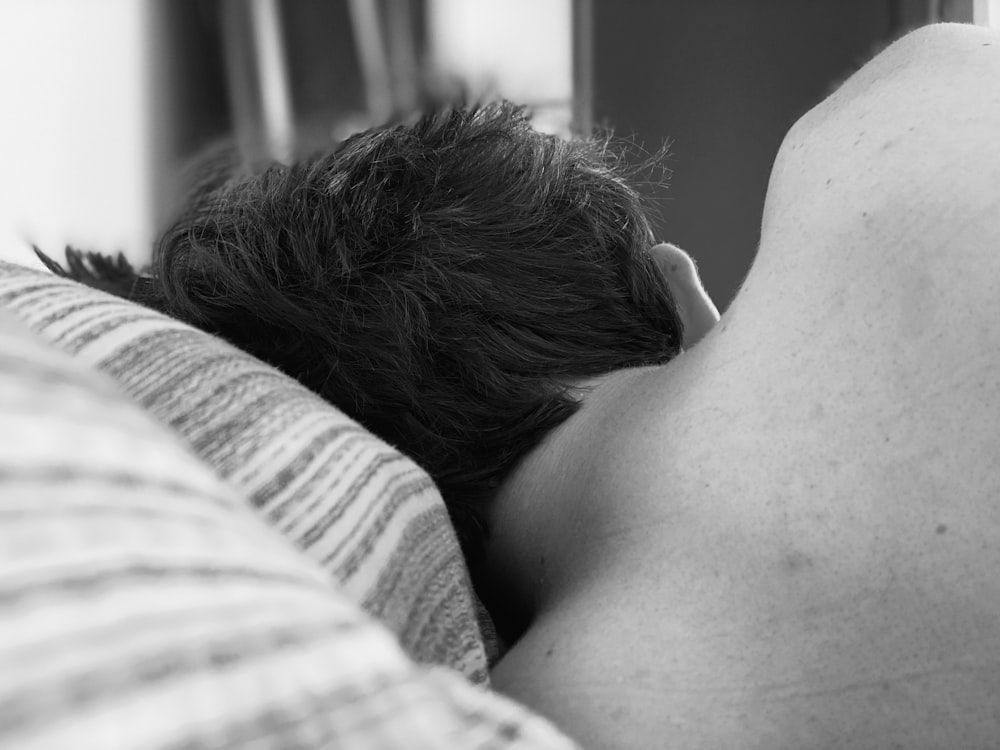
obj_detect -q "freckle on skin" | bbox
[782,551,814,574]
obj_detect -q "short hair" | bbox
[122,103,686,563]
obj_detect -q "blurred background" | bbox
[0,0,996,310]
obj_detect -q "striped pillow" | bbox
[0,312,576,749]
[0,259,490,682]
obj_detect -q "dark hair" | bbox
[48,102,684,565]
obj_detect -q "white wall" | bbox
[977,0,1000,26]
[0,0,153,268]
[426,0,571,131]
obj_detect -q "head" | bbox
[154,102,692,563]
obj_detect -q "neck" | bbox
[482,337,725,630]
[478,225,789,637]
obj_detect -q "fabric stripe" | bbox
[1,618,349,734]
[0,467,231,506]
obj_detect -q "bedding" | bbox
[0,311,575,749]
[0,259,493,681]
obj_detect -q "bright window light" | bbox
[427,0,572,131]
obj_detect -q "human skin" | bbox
[488,23,1000,749]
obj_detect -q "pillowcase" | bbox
[0,259,490,682]
[0,311,575,749]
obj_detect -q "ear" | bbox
[649,243,720,349]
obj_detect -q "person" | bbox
[42,22,1000,748]
[40,97,706,621]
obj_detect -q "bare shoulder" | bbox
[788,23,1000,142]
[757,23,1000,312]
[767,23,1000,221]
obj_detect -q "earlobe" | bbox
[649,243,720,349]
